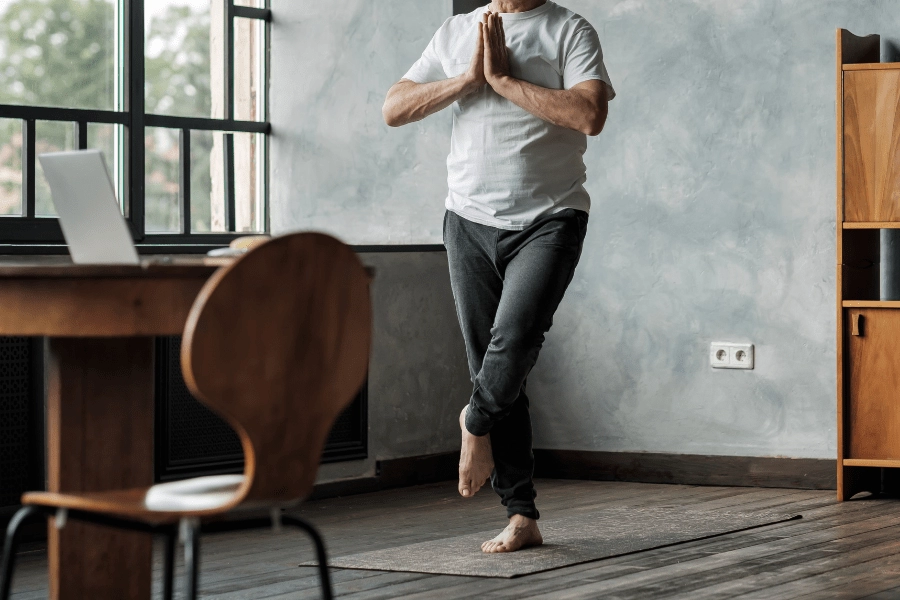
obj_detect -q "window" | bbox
[0,0,270,248]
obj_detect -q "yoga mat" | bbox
[307,507,800,578]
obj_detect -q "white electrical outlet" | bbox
[709,343,731,367]
[710,342,754,370]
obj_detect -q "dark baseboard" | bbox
[533,450,837,491]
[308,449,837,500]
[309,452,459,501]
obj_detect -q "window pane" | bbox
[35,119,75,217]
[234,0,263,6]
[145,0,213,118]
[0,118,22,216]
[189,129,223,233]
[234,17,264,122]
[87,122,123,210]
[145,126,180,233]
[234,131,263,232]
[0,0,116,110]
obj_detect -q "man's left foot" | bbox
[481,514,543,553]
[458,406,494,498]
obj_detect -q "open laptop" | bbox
[38,149,140,265]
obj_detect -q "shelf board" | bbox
[843,458,900,468]
[842,301,900,308]
[843,63,900,71]
[843,222,900,229]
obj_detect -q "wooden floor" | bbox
[7,479,900,599]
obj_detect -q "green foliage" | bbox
[0,0,115,109]
[145,4,212,118]
[0,0,115,214]
[143,3,214,232]
[0,0,216,230]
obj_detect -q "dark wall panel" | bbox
[154,336,367,482]
[0,334,366,508]
[453,0,486,15]
[154,336,243,481]
[0,338,42,509]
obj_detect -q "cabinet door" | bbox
[844,69,900,222]
[846,308,900,459]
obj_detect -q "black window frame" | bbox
[0,0,271,253]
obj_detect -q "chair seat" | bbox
[21,475,245,524]
[145,475,244,511]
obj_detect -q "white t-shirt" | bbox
[403,1,615,230]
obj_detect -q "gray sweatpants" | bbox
[443,208,588,519]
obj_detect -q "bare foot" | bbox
[458,406,494,498]
[481,515,543,553]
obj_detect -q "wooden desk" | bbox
[0,258,221,600]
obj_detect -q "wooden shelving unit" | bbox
[843,222,900,229]
[842,301,900,308]
[843,62,900,71]
[837,29,900,500]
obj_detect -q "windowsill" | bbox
[0,243,449,257]
[0,244,231,256]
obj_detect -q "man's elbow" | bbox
[382,98,404,127]
[583,122,603,137]
[583,109,607,137]
[383,104,401,127]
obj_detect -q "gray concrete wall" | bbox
[318,251,471,482]
[272,0,900,463]
[269,0,452,244]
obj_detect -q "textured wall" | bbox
[318,252,470,482]
[273,1,900,461]
[529,0,900,460]
[269,0,452,244]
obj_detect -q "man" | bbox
[383,0,614,553]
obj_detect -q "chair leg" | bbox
[182,520,201,600]
[162,529,177,600]
[283,515,334,600]
[0,506,42,600]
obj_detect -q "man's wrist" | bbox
[458,74,482,96]
[488,74,516,96]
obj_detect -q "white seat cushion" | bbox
[144,474,245,512]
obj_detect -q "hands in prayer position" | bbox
[482,12,511,86]
[462,11,509,94]
[383,9,608,136]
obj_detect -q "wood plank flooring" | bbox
[6,479,900,599]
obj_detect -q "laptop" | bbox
[38,149,140,265]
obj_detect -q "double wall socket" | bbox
[710,342,754,370]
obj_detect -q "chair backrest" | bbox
[181,232,371,507]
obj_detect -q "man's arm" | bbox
[483,12,609,136]
[492,78,608,136]
[383,23,486,127]
[383,77,477,128]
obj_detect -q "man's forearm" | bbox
[383,77,479,127]
[490,76,607,136]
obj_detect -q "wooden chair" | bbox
[0,232,372,600]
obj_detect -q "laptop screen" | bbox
[38,149,140,265]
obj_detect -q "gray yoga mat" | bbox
[309,507,800,578]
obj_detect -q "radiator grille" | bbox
[155,336,367,482]
[0,338,32,508]
[163,338,242,465]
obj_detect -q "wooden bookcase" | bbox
[837,29,900,500]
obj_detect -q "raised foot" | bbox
[459,405,494,498]
[481,515,543,553]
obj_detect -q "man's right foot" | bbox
[481,515,543,553]
[458,406,494,498]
